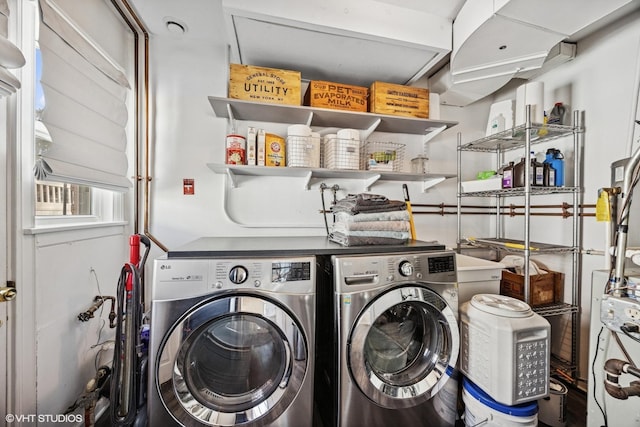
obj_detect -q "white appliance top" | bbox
[470,293,532,318]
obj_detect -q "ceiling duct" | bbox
[430,0,636,106]
[221,0,453,87]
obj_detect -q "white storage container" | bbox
[461,178,502,193]
[460,294,551,406]
[456,254,505,306]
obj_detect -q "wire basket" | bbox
[323,136,361,170]
[286,135,321,168]
[361,141,405,172]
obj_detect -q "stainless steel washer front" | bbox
[148,257,315,427]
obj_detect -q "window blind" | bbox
[36,0,132,191]
[0,0,26,96]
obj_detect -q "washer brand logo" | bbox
[160,264,171,270]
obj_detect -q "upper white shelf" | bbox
[208,96,458,135]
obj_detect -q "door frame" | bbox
[5,0,38,418]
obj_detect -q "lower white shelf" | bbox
[207,163,454,191]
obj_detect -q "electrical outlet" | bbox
[601,295,640,333]
[625,306,640,321]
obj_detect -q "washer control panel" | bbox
[152,256,315,300]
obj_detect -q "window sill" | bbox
[24,220,128,235]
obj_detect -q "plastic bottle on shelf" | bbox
[544,148,565,186]
[544,161,556,187]
[548,103,566,125]
[531,151,544,186]
[513,158,525,187]
[502,162,514,189]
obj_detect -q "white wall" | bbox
[33,228,127,415]
[143,4,640,389]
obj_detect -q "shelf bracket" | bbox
[362,118,382,141]
[302,171,313,190]
[304,112,314,127]
[364,174,381,191]
[225,168,238,188]
[423,124,447,150]
[226,103,238,128]
[421,176,446,192]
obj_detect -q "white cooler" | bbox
[456,254,505,307]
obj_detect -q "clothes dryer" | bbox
[315,250,460,427]
[148,256,315,427]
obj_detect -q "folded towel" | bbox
[332,220,410,233]
[334,210,410,223]
[331,193,407,214]
[330,225,410,240]
[329,231,408,247]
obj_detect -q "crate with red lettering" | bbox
[303,80,368,112]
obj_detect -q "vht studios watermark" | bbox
[5,413,84,424]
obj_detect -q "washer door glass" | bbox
[157,295,307,426]
[349,286,459,409]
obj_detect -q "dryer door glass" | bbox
[157,295,308,426]
[349,286,459,409]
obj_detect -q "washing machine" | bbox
[315,250,460,427]
[147,255,316,427]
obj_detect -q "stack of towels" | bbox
[329,193,411,246]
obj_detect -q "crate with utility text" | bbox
[228,63,301,106]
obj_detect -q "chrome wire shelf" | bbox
[533,302,579,317]
[465,237,578,254]
[459,186,580,198]
[459,122,581,152]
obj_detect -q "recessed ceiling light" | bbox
[165,19,187,34]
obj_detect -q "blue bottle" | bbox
[544,148,564,186]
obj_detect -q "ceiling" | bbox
[127,0,639,102]
[128,0,466,87]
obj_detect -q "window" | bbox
[33,0,132,226]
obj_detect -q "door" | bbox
[348,285,459,409]
[0,95,7,422]
[156,294,308,426]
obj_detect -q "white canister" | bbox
[336,128,360,141]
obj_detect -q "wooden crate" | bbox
[500,269,564,307]
[229,64,301,106]
[303,80,368,112]
[369,81,429,118]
